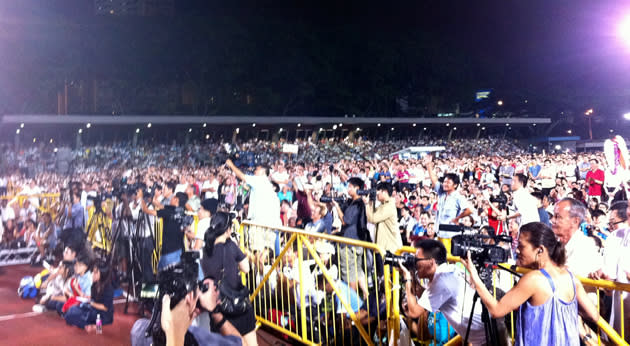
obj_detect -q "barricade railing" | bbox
[393,246,630,346]
[238,221,396,346]
[0,193,61,219]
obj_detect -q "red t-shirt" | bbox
[585,169,604,197]
[487,207,504,235]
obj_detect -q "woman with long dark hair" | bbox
[201,212,257,346]
[64,261,114,331]
[462,222,600,345]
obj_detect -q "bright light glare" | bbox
[619,15,630,45]
[554,145,562,150]
[624,112,630,120]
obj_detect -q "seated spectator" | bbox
[65,261,114,331]
[33,260,74,314]
[62,254,92,313]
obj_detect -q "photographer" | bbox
[462,222,600,345]
[398,239,486,346]
[140,191,189,270]
[200,212,257,346]
[365,182,402,254]
[131,263,242,346]
[330,177,370,299]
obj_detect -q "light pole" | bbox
[585,109,594,140]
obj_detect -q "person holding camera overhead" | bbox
[200,212,257,346]
[140,190,189,270]
[461,222,601,346]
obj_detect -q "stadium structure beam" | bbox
[1,115,551,126]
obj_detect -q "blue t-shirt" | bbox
[434,183,469,238]
[335,280,363,317]
[76,271,92,297]
[278,190,293,203]
[529,165,541,179]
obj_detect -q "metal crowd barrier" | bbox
[393,246,630,346]
[238,221,396,346]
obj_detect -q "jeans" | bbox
[158,249,182,271]
[65,304,112,329]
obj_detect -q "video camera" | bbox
[357,188,377,201]
[87,194,107,211]
[172,207,195,232]
[450,232,512,266]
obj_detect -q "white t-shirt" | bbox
[201,179,219,200]
[565,230,602,277]
[418,263,486,346]
[601,228,630,339]
[512,188,540,226]
[244,175,281,227]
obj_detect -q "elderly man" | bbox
[551,197,602,277]
[590,201,630,342]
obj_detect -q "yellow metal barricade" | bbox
[238,221,398,346]
[393,246,630,346]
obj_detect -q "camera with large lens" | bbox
[319,195,346,204]
[357,188,377,201]
[451,232,512,266]
[384,251,419,270]
[172,207,195,231]
[489,194,508,210]
[87,194,107,211]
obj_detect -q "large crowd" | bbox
[1,135,629,346]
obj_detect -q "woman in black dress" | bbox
[201,212,257,346]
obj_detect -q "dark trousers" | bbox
[45,300,65,315]
[64,304,112,329]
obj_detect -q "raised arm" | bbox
[225,159,247,182]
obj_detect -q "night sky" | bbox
[1,0,629,115]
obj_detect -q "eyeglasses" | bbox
[608,219,624,227]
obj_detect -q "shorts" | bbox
[338,245,364,284]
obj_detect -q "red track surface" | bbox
[0,265,289,346]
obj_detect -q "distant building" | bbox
[94,0,174,16]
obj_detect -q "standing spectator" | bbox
[365,182,402,254]
[551,198,602,277]
[585,159,605,202]
[201,172,219,200]
[499,160,515,187]
[590,201,630,342]
[506,174,540,226]
[423,156,473,238]
[540,159,557,196]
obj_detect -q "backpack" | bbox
[18,276,38,299]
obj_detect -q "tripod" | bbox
[86,203,112,257]
[125,208,157,316]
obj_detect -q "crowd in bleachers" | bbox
[1,135,629,345]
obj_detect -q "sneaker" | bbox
[32,304,47,313]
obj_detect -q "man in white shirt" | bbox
[552,198,602,277]
[590,201,630,342]
[225,159,280,252]
[400,239,486,346]
[506,173,540,226]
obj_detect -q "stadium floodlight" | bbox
[477,123,480,127]
[377,123,381,127]
[339,123,343,127]
[86,123,91,128]
[205,134,210,139]
[297,123,301,127]
[332,125,338,130]
[481,127,486,130]
[533,123,537,126]
[16,129,20,134]
[147,123,152,128]
[555,145,562,150]
[20,123,24,128]
[623,112,630,120]
[236,128,240,134]
[497,100,503,106]
[252,123,256,127]
[453,127,457,131]
[188,128,192,133]
[49,138,53,143]
[567,130,572,134]
[135,128,140,133]
[390,127,394,131]
[412,123,416,127]
[78,128,83,134]
[203,123,207,128]
[33,138,36,143]
[446,123,450,127]
[54,148,58,152]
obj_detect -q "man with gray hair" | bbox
[551,197,602,277]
